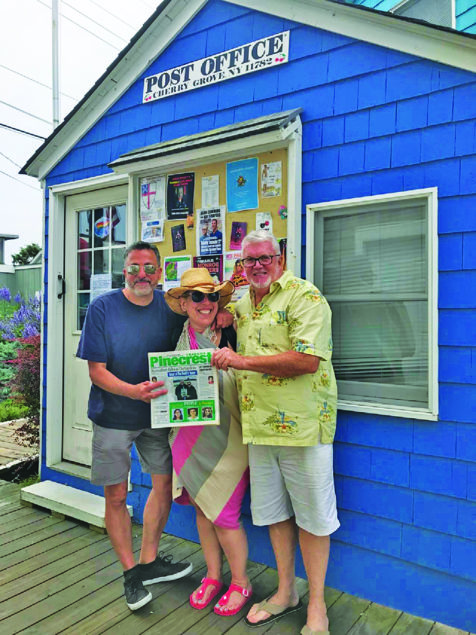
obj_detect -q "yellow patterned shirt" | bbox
[235,270,337,446]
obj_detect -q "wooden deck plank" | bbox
[326,591,372,634]
[0,481,467,635]
[347,601,402,634]
[389,611,434,634]
[0,506,46,533]
[0,513,68,547]
[0,526,104,585]
[0,538,143,632]
[430,623,471,634]
[0,524,88,572]
[28,536,203,635]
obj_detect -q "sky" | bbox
[0,0,162,264]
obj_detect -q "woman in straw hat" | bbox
[165,268,252,616]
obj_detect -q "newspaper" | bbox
[148,348,219,428]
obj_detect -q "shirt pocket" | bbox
[259,323,290,351]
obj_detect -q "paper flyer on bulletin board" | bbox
[163,255,191,291]
[197,206,225,256]
[226,158,258,212]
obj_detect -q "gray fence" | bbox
[0,266,42,298]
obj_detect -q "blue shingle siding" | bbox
[41,3,476,629]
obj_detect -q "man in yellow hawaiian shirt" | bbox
[212,230,339,635]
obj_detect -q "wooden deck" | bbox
[0,420,37,471]
[0,480,470,635]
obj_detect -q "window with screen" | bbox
[309,189,437,419]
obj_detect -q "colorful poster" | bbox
[202,175,219,208]
[230,221,247,251]
[260,161,282,198]
[197,206,225,256]
[226,158,258,212]
[256,212,273,234]
[193,255,223,284]
[163,255,192,291]
[224,251,249,301]
[167,173,195,220]
[171,224,186,252]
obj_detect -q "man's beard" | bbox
[126,279,153,297]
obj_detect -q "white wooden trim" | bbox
[28,0,207,181]
[0,265,15,273]
[306,187,438,422]
[14,264,42,271]
[111,129,288,176]
[39,180,46,480]
[45,189,66,468]
[226,0,476,72]
[46,172,129,475]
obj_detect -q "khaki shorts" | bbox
[248,442,340,536]
[91,423,172,486]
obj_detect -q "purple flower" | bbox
[0,287,11,302]
[23,323,39,337]
[14,293,22,304]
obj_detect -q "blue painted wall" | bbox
[42,1,476,630]
[346,0,476,33]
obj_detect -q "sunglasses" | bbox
[126,264,158,275]
[186,290,220,303]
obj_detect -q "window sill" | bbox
[337,399,438,421]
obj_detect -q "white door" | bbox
[63,185,128,465]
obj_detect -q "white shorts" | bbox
[248,442,340,536]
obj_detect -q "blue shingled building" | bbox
[22,0,475,630]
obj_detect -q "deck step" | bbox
[20,480,132,530]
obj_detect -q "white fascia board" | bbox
[227,0,476,72]
[28,0,207,181]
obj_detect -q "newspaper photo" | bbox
[148,348,219,428]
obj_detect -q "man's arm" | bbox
[211,348,319,378]
[88,361,167,403]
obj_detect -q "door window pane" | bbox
[93,207,111,248]
[111,205,126,245]
[78,251,91,290]
[78,210,92,249]
[93,250,110,275]
[78,293,90,330]
[112,247,126,288]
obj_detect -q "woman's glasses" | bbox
[241,254,280,268]
[126,264,158,275]
[186,290,220,303]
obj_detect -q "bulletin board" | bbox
[137,147,288,291]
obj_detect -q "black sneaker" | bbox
[123,567,152,610]
[137,551,193,586]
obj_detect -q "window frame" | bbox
[306,187,438,421]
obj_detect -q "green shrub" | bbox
[0,399,28,422]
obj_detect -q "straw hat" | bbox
[165,268,234,315]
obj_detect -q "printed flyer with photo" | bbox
[167,173,195,220]
[148,349,219,428]
[197,206,225,256]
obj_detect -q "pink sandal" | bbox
[214,583,252,616]
[190,577,223,610]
